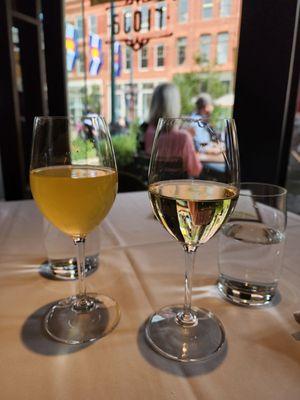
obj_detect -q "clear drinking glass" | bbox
[30,116,120,344]
[42,220,100,280]
[146,117,240,362]
[218,182,287,306]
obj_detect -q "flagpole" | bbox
[110,0,116,125]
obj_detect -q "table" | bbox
[1,192,300,400]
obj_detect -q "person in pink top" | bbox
[144,83,202,177]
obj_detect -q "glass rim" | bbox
[239,182,287,197]
[157,116,234,122]
[34,115,104,120]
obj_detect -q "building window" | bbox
[220,0,231,17]
[76,53,85,74]
[89,15,97,34]
[141,6,150,32]
[221,80,231,93]
[155,1,167,29]
[177,37,187,65]
[75,16,83,39]
[139,46,148,69]
[200,34,211,63]
[156,45,165,67]
[217,32,229,64]
[124,9,132,33]
[178,0,188,23]
[125,46,132,70]
[202,0,213,19]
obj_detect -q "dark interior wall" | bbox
[0,0,67,200]
[233,0,300,185]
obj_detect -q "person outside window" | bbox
[143,83,202,177]
[191,93,215,152]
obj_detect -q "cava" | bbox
[149,180,238,246]
[30,166,117,237]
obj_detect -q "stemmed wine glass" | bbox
[30,116,120,344]
[146,117,240,362]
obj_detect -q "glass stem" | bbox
[73,236,93,311]
[176,244,198,327]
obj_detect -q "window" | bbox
[217,32,229,64]
[220,0,231,17]
[155,1,167,29]
[221,80,231,93]
[202,0,213,19]
[89,15,97,34]
[177,37,187,65]
[156,45,165,68]
[139,46,148,69]
[125,46,132,70]
[200,34,211,63]
[76,53,85,74]
[75,16,83,39]
[178,0,188,23]
[124,9,132,33]
[141,6,150,32]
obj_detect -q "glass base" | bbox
[145,305,225,362]
[217,275,277,307]
[40,255,99,280]
[44,293,120,344]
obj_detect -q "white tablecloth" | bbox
[0,192,300,400]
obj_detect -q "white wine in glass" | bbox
[146,117,240,362]
[30,116,119,344]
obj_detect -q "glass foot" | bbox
[44,293,120,344]
[145,305,225,362]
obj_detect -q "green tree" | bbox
[79,85,101,114]
[172,73,201,115]
[172,56,230,121]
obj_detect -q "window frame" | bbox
[138,45,148,70]
[155,44,165,68]
[220,0,231,17]
[177,37,187,65]
[200,33,212,64]
[202,0,213,20]
[124,46,132,71]
[178,0,188,24]
[155,1,167,30]
[75,15,83,39]
[89,14,97,35]
[216,32,229,65]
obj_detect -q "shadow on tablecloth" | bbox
[21,302,92,355]
[137,323,227,377]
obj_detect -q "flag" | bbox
[114,41,122,77]
[66,23,78,72]
[89,33,103,76]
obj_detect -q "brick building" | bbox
[65,0,242,122]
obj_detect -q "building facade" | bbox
[65,0,242,123]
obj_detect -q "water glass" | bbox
[218,182,287,306]
[43,220,100,280]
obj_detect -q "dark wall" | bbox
[233,0,300,185]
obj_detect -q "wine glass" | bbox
[146,117,240,362]
[30,116,120,344]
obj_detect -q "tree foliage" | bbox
[173,71,228,115]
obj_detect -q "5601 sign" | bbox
[111,4,166,35]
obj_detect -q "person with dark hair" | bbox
[192,93,214,152]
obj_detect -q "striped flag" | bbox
[89,33,103,76]
[114,41,122,77]
[65,23,78,72]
